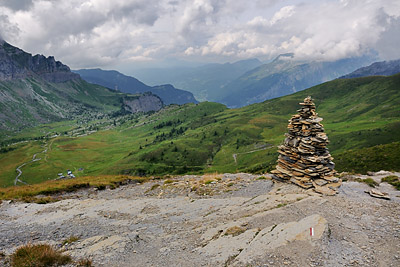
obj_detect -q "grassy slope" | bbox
[0,78,123,138]
[1,74,399,187]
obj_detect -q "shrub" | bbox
[355,178,379,188]
[381,175,400,190]
[11,243,72,267]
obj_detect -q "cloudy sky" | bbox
[0,0,399,70]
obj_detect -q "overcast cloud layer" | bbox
[0,0,399,69]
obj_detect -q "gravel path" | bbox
[1,172,400,266]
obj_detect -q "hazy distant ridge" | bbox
[74,68,198,105]
[339,59,400,79]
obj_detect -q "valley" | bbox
[1,73,399,188]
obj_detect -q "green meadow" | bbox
[1,74,400,187]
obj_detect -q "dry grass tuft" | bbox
[0,175,149,202]
[225,226,246,237]
[201,172,222,185]
[11,243,72,267]
[164,179,174,185]
[76,258,93,266]
[150,184,160,190]
[61,236,80,246]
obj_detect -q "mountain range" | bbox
[0,40,399,187]
[0,41,163,135]
[132,53,375,107]
[74,68,198,105]
[339,59,400,79]
[216,54,375,107]
[1,70,399,186]
[130,58,263,101]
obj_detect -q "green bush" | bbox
[381,175,400,190]
[355,178,379,188]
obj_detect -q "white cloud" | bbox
[0,0,399,69]
[189,0,400,61]
[270,5,295,25]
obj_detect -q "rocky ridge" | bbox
[0,172,399,266]
[340,59,400,79]
[0,41,166,133]
[0,40,79,83]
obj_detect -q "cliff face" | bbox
[123,93,163,113]
[0,40,79,83]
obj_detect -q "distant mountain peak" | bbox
[0,40,79,83]
[274,53,295,62]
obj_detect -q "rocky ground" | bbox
[1,171,400,266]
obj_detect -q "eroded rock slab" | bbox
[199,214,327,265]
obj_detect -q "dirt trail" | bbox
[232,144,274,164]
[14,141,49,185]
[1,172,400,266]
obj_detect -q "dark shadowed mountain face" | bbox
[74,68,198,105]
[73,68,149,92]
[339,59,400,79]
[0,40,80,83]
[216,55,375,108]
[129,58,263,101]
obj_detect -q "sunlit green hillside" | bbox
[1,74,399,187]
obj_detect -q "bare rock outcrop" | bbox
[0,40,79,83]
[123,93,163,113]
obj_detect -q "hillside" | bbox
[217,55,374,107]
[0,42,164,137]
[130,58,262,101]
[74,68,198,105]
[1,73,399,187]
[340,59,400,79]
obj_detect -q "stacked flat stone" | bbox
[271,96,341,195]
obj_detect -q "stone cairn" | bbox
[271,96,341,195]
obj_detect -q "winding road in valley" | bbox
[14,141,49,185]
